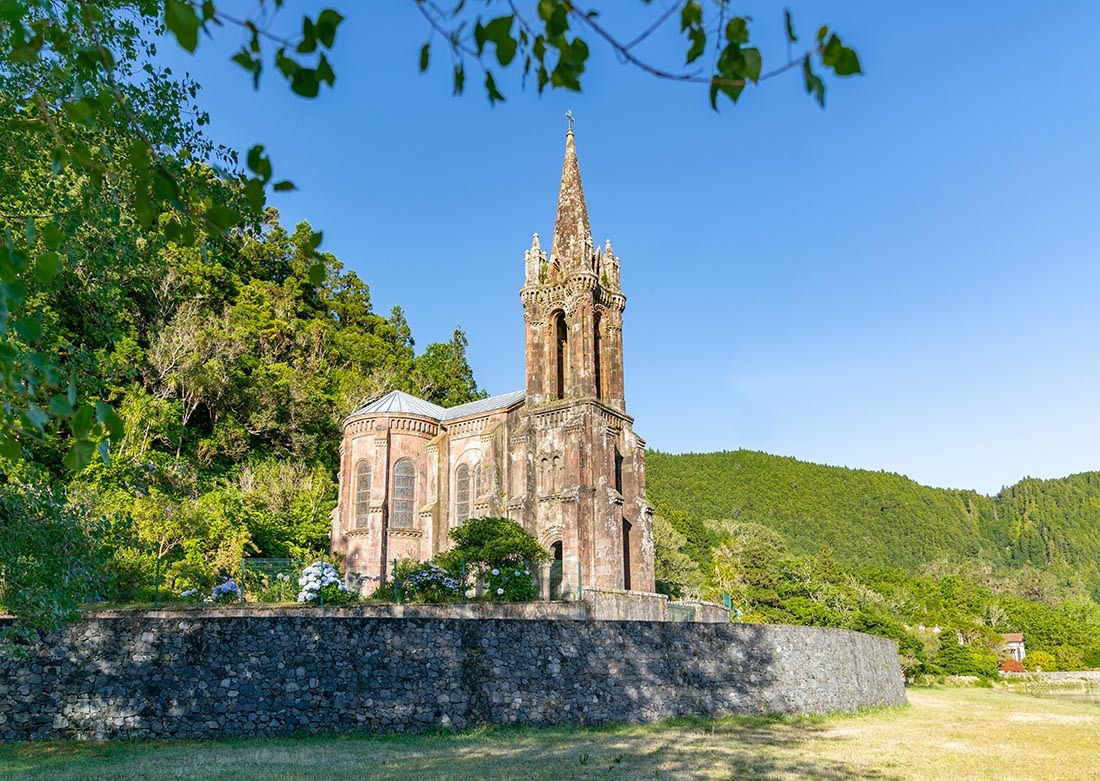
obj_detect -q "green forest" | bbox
[648,450,1100,675]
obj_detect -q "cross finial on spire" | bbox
[565,110,575,135]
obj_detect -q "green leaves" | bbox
[415,5,859,111]
[821,33,862,77]
[164,0,201,53]
[34,252,60,285]
[784,9,798,43]
[315,9,343,48]
[61,401,123,472]
[203,204,243,232]
[680,1,706,65]
[709,17,759,109]
[474,16,516,67]
[485,72,505,105]
[803,58,826,107]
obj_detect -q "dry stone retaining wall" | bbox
[0,616,905,741]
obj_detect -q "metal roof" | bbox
[352,390,447,419]
[440,389,526,420]
[351,389,525,423]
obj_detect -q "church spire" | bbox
[549,121,593,269]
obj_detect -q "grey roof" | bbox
[351,389,524,423]
[440,389,526,420]
[353,390,446,418]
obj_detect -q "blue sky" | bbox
[159,2,1100,494]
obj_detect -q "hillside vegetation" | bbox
[648,450,1100,592]
[647,450,1100,674]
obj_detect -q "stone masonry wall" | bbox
[0,617,905,742]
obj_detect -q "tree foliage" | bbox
[445,516,550,571]
[647,450,1100,674]
[414,1,861,109]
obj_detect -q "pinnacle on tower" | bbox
[549,125,593,269]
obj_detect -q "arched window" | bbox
[553,455,562,492]
[593,312,602,400]
[392,459,416,529]
[354,461,372,528]
[553,311,568,399]
[455,463,471,524]
[540,457,550,493]
[473,462,482,500]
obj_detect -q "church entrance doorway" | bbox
[549,541,563,599]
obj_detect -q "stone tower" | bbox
[519,127,654,596]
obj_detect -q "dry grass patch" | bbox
[0,687,1096,780]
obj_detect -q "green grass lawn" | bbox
[1,687,1097,780]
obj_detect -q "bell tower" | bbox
[521,127,626,411]
[518,124,654,597]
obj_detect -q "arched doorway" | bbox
[622,518,632,591]
[549,541,564,599]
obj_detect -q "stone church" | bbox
[331,128,655,598]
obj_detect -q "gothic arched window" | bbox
[392,459,416,529]
[553,311,568,399]
[455,463,471,524]
[354,461,372,528]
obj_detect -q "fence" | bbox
[239,558,301,604]
[666,603,697,622]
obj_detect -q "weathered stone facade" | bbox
[0,615,906,741]
[331,130,655,596]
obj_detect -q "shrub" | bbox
[933,631,998,678]
[1023,650,1056,672]
[210,578,241,604]
[999,657,1025,673]
[403,562,463,603]
[297,561,354,605]
[440,516,549,603]
[1052,645,1085,671]
[446,517,550,570]
[483,565,538,602]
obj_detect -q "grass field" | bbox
[1,687,1097,780]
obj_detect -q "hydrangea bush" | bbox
[403,563,463,603]
[297,561,354,605]
[484,566,538,601]
[210,578,241,604]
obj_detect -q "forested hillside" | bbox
[647,450,1100,673]
[648,450,1100,593]
[30,207,485,603]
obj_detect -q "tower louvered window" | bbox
[456,464,471,524]
[554,311,568,399]
[594,312,602,400]
[354,461,372,528]
[392,459,416,529]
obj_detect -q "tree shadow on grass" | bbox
[0,718,900,781]
[359,716,901,781]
